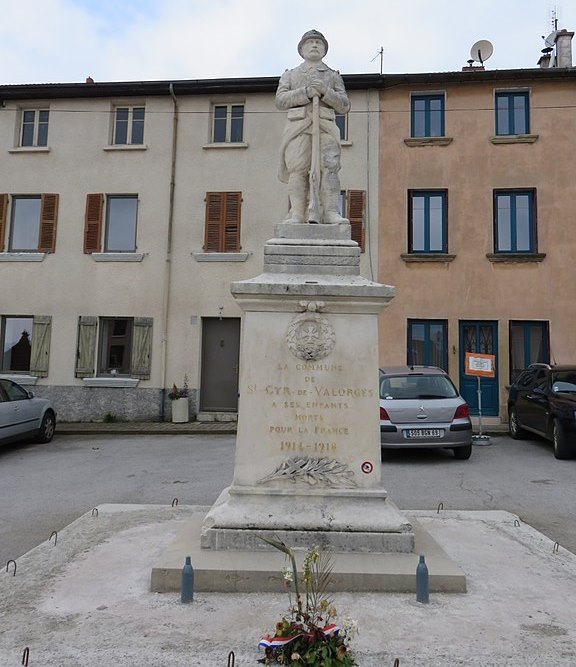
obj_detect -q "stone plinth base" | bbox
[200,486,415,553]
[151,513,466,594]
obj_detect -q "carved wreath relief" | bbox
[286,301,335,361]
[258,457,357,488]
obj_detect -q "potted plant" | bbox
[169,377,189,423]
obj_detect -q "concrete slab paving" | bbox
[1,504,576,666]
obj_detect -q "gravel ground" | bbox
[2,505,576,666]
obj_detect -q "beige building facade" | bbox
[377,36,576,421]
[0,76,380,421]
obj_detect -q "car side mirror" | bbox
[27,391,34,399]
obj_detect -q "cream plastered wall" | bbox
[0,87,379,406]
[377,76,576,417]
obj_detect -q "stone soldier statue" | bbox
[276,30,350,224]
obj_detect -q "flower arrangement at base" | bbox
[168,376,189,400]
[257,538,357,666]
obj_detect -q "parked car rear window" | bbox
[380,375,458,400]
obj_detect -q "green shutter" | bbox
[131,317,153,379]
[30,315,52,377]
[75,316,97,377]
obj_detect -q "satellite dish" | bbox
[470,39,494,65]
[544,31,557,49]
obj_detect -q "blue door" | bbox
[459,321,499,416]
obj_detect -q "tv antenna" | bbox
[371,46,383,74]
[469,39,494,66]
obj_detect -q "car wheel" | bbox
[453,444,472,460]
[553,419,573,460]
[508,408,527,440]
[37,411,56,443]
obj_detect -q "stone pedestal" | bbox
[200,223,414,554]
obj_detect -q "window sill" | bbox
[103,144,148,151]
[202,142,249,149]
[341,140,353,147]
[8,146,51,154]
[91,252,146,262]
[0,374,38,385]
[486,253,546,263]
[0,252,46,262]
[82,377,140,388]
[193,251,251,262]
[404,137,453,147]
[401,253,456,263]
[490,134,539,144]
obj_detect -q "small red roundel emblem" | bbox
[361,461,374,474]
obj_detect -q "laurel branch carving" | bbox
[257,456,357,487]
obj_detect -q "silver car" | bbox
[0,378,56,446]
[380,366,472,459]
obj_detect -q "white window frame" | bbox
[211,103,245,143]
[104,195,139,252]
[19,108,49,147]
[112,106,145,145]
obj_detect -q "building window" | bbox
[411,94,444,137]
[0,194,59,253]
[204,192,242,252]
[495,92,529,136]
[335,113,348,141]
[212,104,244,143]
[509,321,549,383]
[20,109,49,147]
[0,315,51,376]
[494,190,536,253]
[408,190,447,253]
[113,106,145,145]
[76,316,152,378]
[83,194,138,253]
[407,320,448,371]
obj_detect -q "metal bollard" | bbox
[181,556,194,603]
[416,554,429,603]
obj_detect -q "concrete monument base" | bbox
[151,513,466,593]
[201,486,414,553]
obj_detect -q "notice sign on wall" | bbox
[465,352,496,378]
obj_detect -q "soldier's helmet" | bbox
[298,30,329,57]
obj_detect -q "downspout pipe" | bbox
[159,83,179,420]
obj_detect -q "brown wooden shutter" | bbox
[0,194,7,252]
[224,192,241,252]
[347,190,365,252]
[38,194,59,253]
[204,192,241,252]
[204,192,223,251]
[84,194,104,253]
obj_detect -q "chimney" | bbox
[555,30,574,68]
[538,49,552,68]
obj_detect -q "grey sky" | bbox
[1,1,573,84]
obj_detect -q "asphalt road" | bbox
[0,432,574,565]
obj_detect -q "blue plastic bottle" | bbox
[181,556,194,603]
[416,554,429,603]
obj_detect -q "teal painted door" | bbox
[459,321,499,416]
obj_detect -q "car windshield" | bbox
[551,371,576,393]
[380,374,458,400]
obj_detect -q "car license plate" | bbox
[405,428,444,439]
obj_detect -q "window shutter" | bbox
[204,192,241,252]
[84,194,104,254]
[75,316,97,377]
[30,316,52,377]
[130,317,153,379]
[0,194,7,252]
[347,190,365,252]
[204,193,223,251]
[38,194,59,253]
[224,192,241,252]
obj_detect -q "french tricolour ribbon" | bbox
[258,624,339,650]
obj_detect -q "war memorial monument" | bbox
[152,30,465,593]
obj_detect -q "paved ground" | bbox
[2,504,576,666]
